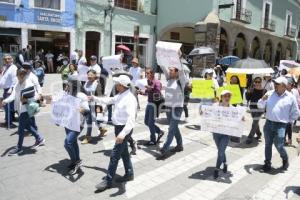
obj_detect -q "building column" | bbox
[70,30,76,57]
[21,28,28,49]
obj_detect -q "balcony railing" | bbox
[233,8,252,24]
[285,27,297,37]
[262,19,276,32]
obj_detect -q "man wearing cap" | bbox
[89,75,137,192]
[89,55,101,78]
[129,58,142,110]
[0,54,18,128]
[258,76,300,172]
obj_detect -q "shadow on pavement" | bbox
[1,146,16,157]
[185,125,201,130]
[189,166,233,184]
[1,146,37,157]
[93,149,112,157]
[244,164,284,175]
[228,136,260,149]
[83,165,126,196]
[44,159,84,182]
[284,186,300,198]
[78,135,103,145]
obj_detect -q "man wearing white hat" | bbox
[258,76,300,172]
[89,75,137,192]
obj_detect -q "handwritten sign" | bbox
[191,79,215,99]
[201,105,246,137]
[156,41,182,70]
[102,55,122,74]
[217,85,243,105]
[226,73,247,88]
[51,94,81,132]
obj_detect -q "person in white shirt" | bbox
[0,54,18,128]
[2,68,45,155]
[77,50,88,85]
[45,50,54,73]
[90,75,137,192]
[129,58,142,109]
[70,49,79,65]
[262,74,275,91]
[89,55,101,78]
[258,77,300,172]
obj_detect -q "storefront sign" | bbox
[35,10,62,25]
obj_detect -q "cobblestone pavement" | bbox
[0,74,299,200]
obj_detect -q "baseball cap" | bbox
[273,76,288,86]
[113,75,131,88]
[22,62,32,68]
[90,55,97,61]
[220,90,232,96]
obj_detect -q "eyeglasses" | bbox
[254,81,261,84]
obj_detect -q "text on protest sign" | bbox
[51,94,81,132]
[156,41,182,70]
[191,79,215,99]
[200,105,246,137]
[217,84,243,105]
[102,55,122,73]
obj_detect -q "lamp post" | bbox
[106,0,114,55]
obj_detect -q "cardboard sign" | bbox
[156,41,182,70]
[217,85,243,105]
[226,73,247,88]
[51,94,81,132]
[191,79,215,99]
[201,105,246,137]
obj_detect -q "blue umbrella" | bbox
[218,56,240,66]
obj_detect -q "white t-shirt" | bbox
[129,66,142,85]
[70,51,78,62]
[45,53,54,62]
[77,57,88,82]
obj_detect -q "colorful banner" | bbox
[217,84,243,105]
[191,79,215,99]
[201,105,246,137]
[226,73,247,88]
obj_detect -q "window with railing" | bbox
[286,27,296,37]
[115,0,138,11]
[0,0,15,3]
[234,8,252,23]
[34,0,61,10]
[263,19,276,31]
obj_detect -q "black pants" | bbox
[285,123,292,140]
[248,112,262,139]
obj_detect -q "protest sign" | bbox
[51,94,81,132]
[217,84,243,105]
[135,78,148,90]
[191,79,215,99]
[156,41,182,70]
[102,55,122,73]
[201,105,246,137]
[226,73,247,88]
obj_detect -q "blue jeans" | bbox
[144,103,161,142]
[17,112,43,150]
[3,88,14,125]
[264,120,288,163]
[162,107,183,151]
[85,109,93,137]
[213,133,230,169]
[106,125,133,183]
[64,128,82,163]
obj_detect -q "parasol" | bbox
[226,58,274,74]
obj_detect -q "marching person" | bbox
[285,77,297,146]
[68,63,78,81]
[77,50,88,86]
[89,75,137,192]
[245,76,266,144]
[258,77,300,172]
[70,49,79,65]
[129,58,142,110]
[159,65,187,158]
[0,54,18,128]
[57,57,70,90]
[45,50,54,73]
[2,68,45,156]
[63,80,89,175]
[89,55,101,78]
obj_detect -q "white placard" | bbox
[201,105,246,137]
[156,41,182,70]
[102,55,122,74]
[135,78,148,90]
[51,94,81,132]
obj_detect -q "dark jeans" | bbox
[17,112,43,150]
[3,88,14,125]
[144,103,161,143]
[162,107,183,151]
[264,120,288,163]
[64,128,82,163]
[285,123,292,140]
[213,133,229,169]
[85,109,93,137]
[107,105,112,122]
[106,125,133,183]
[248,112,263,139]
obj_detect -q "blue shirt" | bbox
[258,90,300,123]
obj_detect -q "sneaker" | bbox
[281,159,289,171]
[115,174,134,183]
[95,180,112,192]
[81,137,91,144]
[69,160,82,175]
[99,128,108,137]
[67,162,76,169]
[32,138,45,149]
[214,169,219,179]
[170,145,183,153]
[156,130,165,144]
[245,138,253,145]
[223,164,228,173]
[145,141,156,146]
[262,162,272,172]
[8,148,23,156]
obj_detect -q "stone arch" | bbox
[219,27,229,57]
[250,36,261,59]
[233,32,247,58]
[275,42,283,66]
[264,39,273,65]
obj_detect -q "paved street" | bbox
[0,75,300,200]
